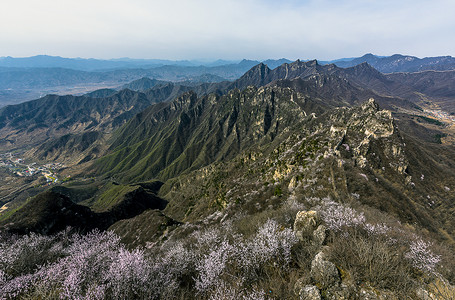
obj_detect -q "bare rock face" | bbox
[358,286,398,300]
[294,210,321,241]
[310,251,340,289]
[325,98,408,175]
[298,285,321,300]
[416,278,455,300]
[359,288,380,300]
[312,224,327,246]
[325,284,353,300]
[344,99,406,171]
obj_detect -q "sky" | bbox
[1,0,454,61]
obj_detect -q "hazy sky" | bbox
[1,0,454,60]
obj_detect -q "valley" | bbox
[0,82,125,107]
[0,152,65,184]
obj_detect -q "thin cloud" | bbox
[0,0,454,59]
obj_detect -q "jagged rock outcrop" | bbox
[312,224,327,246]
[310,251,341,289]
[294,210,321,241]
[294,210,342,297]
[324,284,353,300]
[298,285,321,300]
[328,98,408,174]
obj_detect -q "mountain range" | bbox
[1,58,454,235]
[0,55,241,70]
[1,53,455,107]
[0,55,455,298]
[332,53,455,73]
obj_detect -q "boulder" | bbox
[310,251,340,289]
[294,210,321,241]
[313,224,327,245]
[325,284,353,300]
[299,285,321,300]
[358,286,397,300]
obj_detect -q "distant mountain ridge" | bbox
[0,58,280,105]
[0,55,235,71]
[1,54,453,73]
[0,55,291,72]
[333,53,455,73]
[1,54,455,106]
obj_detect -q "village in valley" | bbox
[0,152,65,184]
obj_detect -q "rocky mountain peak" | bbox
[361,97,380,112]
[171,91,198,111]
[230,63,272,89]
[244,62,271,78]
[287,59,318,69]
[347,62,383,76]
[340,99,406,173]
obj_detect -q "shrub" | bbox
[405,238,441,275]
[317,199,365,232]
[305,197,444,296]
[327,228,415,296]
[0,229,158,299]
[0,231,65,278]
[192,219,298,298]
[195,240,233,294]
[0,199,447,300]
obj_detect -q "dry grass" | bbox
[327,228,415,297]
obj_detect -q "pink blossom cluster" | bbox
[405,238,441,274]
[313,197,442,275]
[193,219,297,296]
[208,282,268,300]
[0,218,298,298]
[364,223,390,236]
[318,199,366,231]
[0,230,158,299]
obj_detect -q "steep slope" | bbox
[386,70,455,110]
[90,62,431,184]
[333,62,403,94]
[92,86,324,182]
[26,131,107,164]
[229,63,272,88]
[160,99,455,239]
[338,62,455,101]
[333,63,455,123]
[0,183,169,235]
[271,72,418,111]
[0,89,170,152]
